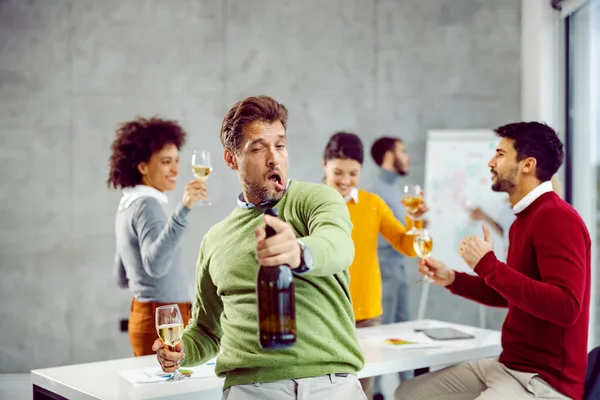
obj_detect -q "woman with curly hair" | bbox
[107,116,208,356]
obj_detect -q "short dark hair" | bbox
[494,122,564,182]
[323,132,364,165]
[220,95,288,153]
[371,137,401,166]
[107,116,187,189]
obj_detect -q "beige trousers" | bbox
[394,358,571,400]
[222,373,367,400]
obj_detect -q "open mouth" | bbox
[267,172,285,190]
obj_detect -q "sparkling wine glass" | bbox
[191,150,212,206]
[156,304,185,381]
[403,184,424,235]
[414,229,434,284]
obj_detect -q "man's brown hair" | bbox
[220,95,288,153]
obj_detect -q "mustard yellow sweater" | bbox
[347,189,417,320]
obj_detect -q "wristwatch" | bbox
[294,240,314,274]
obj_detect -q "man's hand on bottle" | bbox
[255,214,301,269]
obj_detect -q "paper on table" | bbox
[119,358,218,385]
[365,332,443,350]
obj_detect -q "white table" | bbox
[31,320,501,400]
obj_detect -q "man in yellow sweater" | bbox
[322,132,428,399]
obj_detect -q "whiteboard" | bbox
[424,130,510,274]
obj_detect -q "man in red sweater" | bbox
[395,122,591,400]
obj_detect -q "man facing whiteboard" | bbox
[369,136,415,400]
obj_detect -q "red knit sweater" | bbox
[449,192,591,400]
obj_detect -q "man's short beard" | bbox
[244,182,284,204]
[394,157,407,176]
[491,179,514,192]
[491,167,518,193]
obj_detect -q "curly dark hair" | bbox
[107,116,187,189]
[494,122,564,182]
[220,95,288,153]
[323,132,364,165]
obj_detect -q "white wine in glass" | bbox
[191,150,212,206]
[156,304,186,381]
[403,184,424,235]
[413,229,434,283]
[158,323,184,347]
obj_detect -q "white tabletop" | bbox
[31,319,501,400]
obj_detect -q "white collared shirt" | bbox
[344,187,359,204]
[512,180,554,214]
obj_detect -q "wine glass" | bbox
[191,150,212,206]
[413,229,434,283]
[402,184,424,235]
[156,304,185,381]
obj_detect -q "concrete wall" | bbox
[0,0,520,372]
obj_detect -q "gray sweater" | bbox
[113,196,192,303]
[370,168,407,265]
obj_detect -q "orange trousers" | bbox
[128,298,192,357]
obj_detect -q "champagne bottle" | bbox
[256,208,296,349]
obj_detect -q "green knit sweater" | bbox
[181,180,364,388]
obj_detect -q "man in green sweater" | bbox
[152,95,366,399]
